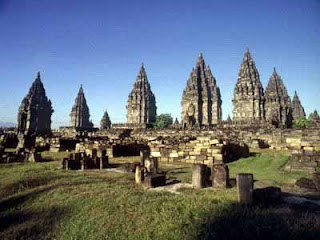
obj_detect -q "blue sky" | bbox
[0,0,319,128]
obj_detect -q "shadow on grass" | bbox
[0,205,70,239]
[197,203,320,240]
[0,174,74,199]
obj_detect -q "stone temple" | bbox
[291,91,306,121]
[126,64,157,126]
[70,85,93,131]
[100,110,111,130]
[17,72,53,136]
[233,48,265,125]
[181,53,222,128]
[264,68,292,128]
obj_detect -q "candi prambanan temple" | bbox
[70,85,94,131]
[17,72,53,137]
[16,48,314,134]
[126,64,157,126]
[181,53,222,128]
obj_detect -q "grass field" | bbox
[0,149,319,240]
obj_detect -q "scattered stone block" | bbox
[237,173,254,205]
[212,164,229,188]
[192,164,208,189]
[296,177,317,192]
[143,174,166,188]
[135,165,144,185]
[312,172,320,191]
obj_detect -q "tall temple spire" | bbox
[70,85,93,130]
[126,64,157,125]
[17,72,53,136]
[292,90,305,120]
[233,48,265,125]
[181,53,222,128]
[265,68,292,128]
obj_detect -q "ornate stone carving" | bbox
[233,48,265,125]
[181,53,222,128]
[126,64,157,125]
[292,91,305,121]
[265,68,292,128]
[100,110,111,130]
[70,85,93,131]
[17,72,53,137]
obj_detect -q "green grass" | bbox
[228,149,311,186]
[0,150,319,240]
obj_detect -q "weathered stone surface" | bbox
[135,165,144,184]
[181,53,222,128]
[17,72,53,137]
[126,64,156,125]
[143,174,166,188]
[312,172,320,191]
[100,110,111,130]
[192,164,208,189]
[265,68,292,128]
[237,173,254,205]
[233,48,265,126]
[70,85,93,131]
[291,91,305,121]
[212,164,229,188]
[296,177,317,192]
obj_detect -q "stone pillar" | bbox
[237,173,254,205]
[152,157,159,174]
[140,150,149,166]
[212,164,229,188]
[135,165,144,184]
[61,158,68,169]
[192,164,207,189]
[312,172,320,191]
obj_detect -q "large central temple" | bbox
[126,64,157,126]
[233,48,265,125]
[181,53,222,128]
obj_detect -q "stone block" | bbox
[143,174,166,188]
[212,164,229,188]
[135,165,144,184]
[192,164,208,189]
[237,173,254,205]
[312,172,320,191]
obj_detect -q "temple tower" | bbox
[291,91,306,120]
[100,110,111,130]
[233,48,265,125]
[70,85,93,130]
[126,64,157,125]
[181,53,222,128]
[17,72,53,136]
[265,68,292,128]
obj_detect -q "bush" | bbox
[153,114,173,129]
[292,117,311,129]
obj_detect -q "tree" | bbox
[153,114,173,129]
[292,117,311,129]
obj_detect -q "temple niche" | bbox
[70,85,93,131]
[17,72,53,137]
[265,68,292,128]
[181,53,222,129]
[233,48,265,126]
[126,64,157,126]
[291,91,306,121]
